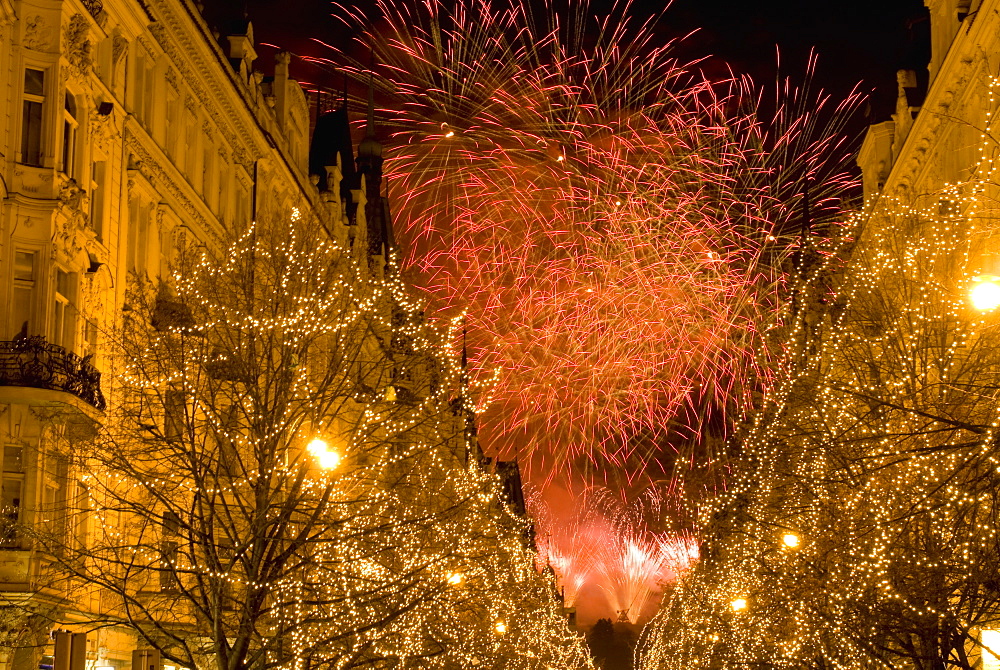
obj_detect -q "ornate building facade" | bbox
[0,0,395,666]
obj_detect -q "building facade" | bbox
[0,0,395,666]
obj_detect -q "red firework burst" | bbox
[302,0,862,479]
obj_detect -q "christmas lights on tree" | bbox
[642,77,1000,670]
[29,213,590,670]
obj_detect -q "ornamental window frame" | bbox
[20,66,47,167]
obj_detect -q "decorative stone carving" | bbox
[111,35,127,67]
[165,66,177,88]
[23,15,53,52]
[58,178,85,211]
[81,0,104,21]
[88,106,119,151]
[64,15,93,75]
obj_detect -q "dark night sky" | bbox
[204,0,930,130]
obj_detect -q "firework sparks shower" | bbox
[306,0,862,479]
[530,485,699,623]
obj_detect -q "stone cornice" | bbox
[883,8,995,195]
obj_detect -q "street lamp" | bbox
[307,437,340,471]
[971,275,1000,311]
[447,572,464,586]
[494,620,507,634]
[781,532,801,549]
[730,597,748,613]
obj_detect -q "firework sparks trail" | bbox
[307,0,862,478]
[530,486,699,622]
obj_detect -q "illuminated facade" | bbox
[0,0,392,666]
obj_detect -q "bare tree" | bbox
[16,214,588,670]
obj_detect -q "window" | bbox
[132,53,155,126]
[21,69,45,166]
[165,88,179,159]
[163,390,186,442]
[0,446,23,549]
[162,510,181,535]
[61,93,78,178]
[83,319,98,359]
[127,197,149,276]
[11,251,37,338]
[218,162,230,221]
[185,115,199,178]
[89,160,107,240]
[159,539,179,590]
[52,269,76,349]
[202,140,214,200]
[159,506,182,591]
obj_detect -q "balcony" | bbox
[0,335,106,411]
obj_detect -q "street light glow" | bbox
[317,449,341,470]
[782,532,801,548]
[971,275,1000,311]
[307,437,328,455]
[730,597,748,612]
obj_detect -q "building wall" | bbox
[0,0,380,666]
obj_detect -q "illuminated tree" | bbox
[25,213,589,670]
[642,79,1000,670]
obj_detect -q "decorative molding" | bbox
[23,14,54,52]
[123,129,221,244]
[65,14,94,76]
[88,106,121,152]
[111,34,127,67]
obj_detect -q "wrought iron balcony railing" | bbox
[0,335,106,411]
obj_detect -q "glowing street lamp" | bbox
[971,275,1000,311]
[447,572,464,586]
[730,597,748,613]
[494,620,507,634]
[317,450,341,470]
[307,437,340,471]
[307,438,328,456]
[781,532,801,549]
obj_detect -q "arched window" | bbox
[62,93,78,179]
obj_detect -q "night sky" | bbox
[205,0,930,131]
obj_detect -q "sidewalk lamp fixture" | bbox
[730,597,748,613]
[781,532,801,549]
[494,621,507,634]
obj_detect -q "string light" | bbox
[641,74,1000,670]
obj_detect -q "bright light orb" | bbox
[307,438,328,456]
[447,572,464,585]
[971,275,1000,311]
[317,450,341,470]
[730,597,748,612]
[781,532,800,548]
[494,621,507,634]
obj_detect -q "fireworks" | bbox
[307,0,862,477]
[530,485,699,623]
